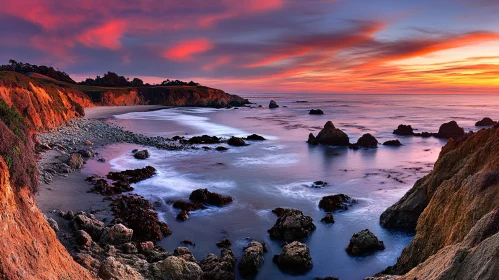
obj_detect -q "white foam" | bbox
[234,153,299,167]
[265,181,324,202]
[262,145,285,151]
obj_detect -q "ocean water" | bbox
[87,94,498,280]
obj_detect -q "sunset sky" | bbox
[1,0,499,94]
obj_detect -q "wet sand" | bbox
[84,105,169,119]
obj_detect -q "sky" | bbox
[1,0,499,94]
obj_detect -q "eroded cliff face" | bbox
[380,126,499,278]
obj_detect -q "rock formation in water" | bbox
[393,124,414,135]
[353,133,378,148]
[269,100,279,108]
[475,117,496,126]
[378,125,499,278]
[309,109,324,115]
[435,120,465,139]
[310,121,350,146]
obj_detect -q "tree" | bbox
[131,78,144,87]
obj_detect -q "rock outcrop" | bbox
[311,121,350,146]
[238,241,265,276]
[382,139,402,146]
[273,241,313,273]
[269,100,279,108]
[309,109,324,115]
[268,208,316,241]
[475,117,496,126]
[435,120,465,139]
[380,125,499,277]
[200,248,236,280]
[319,194,357,212]
[393,124,414,135]
[345,229,385,256]
[354,133,378,148]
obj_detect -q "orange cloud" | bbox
[78,20,126,50]
[244,47,313,68]
[202,56,231,71]
[163,38,213,61]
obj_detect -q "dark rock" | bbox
[345,229,385,256]
[307,133,318,145]
[269,100,279,109]
[68,153,84,169]
[75,230,92,247]
[172,200,206,211]
[73,214,104,240]
[133,149,150,159]
[238,241,265,276]
[273,241,313,273]
[215,146,228,151]
[79,149,94,158]
[107,166,156,184]
[319,194,357,212]
[227,136,248,146]
[100,224,133,245]
[348,144,359,150]
[97,158,106,162]
[321,213,335,224]
[63,210,74,220]
[176,210,189,221]
[216,239,232,248]
[312,181,328,188]
[393,124,414,135]
[436,121,464,139]
[246,134,266,141]
[314,121,349,146]
[356,133,378,148]
[121,243,138,254]
[181,240,196,246]
[202,146,212,150]
[475,117,497,126]
[383,140,402,146]
[131,149,139,153]
[309,109,324,115]
[87,178,133,196]
[188,135,221,144]
[173,247,196,262]
[200,248,236,280]
[189,188,233,207]
[268,208,316,241]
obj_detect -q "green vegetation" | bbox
[0,99,28,140]
[0,59,75,83]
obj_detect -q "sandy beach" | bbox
[84,105,169,119]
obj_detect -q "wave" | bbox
[233,153,299,167]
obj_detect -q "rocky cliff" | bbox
[379,126,499,278]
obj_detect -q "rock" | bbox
[314,121,350,146]
[393,124,414,135]
[100,224,133,245]
[216,239,232,248]
[246,134,266,141]
[312,181,328,188]
[106,166,156,184]
[188,135,221,144]
[345,229,385,256]
[383,140,402,146]
[200,248,236,280]
[273,241,313,273]
[63,210,74,220]
[355,133,378,148]
[436,121,464,139]
[174,247,197,262]
[176,210,189,221]
[227,136,247,146]
[181,240,196,246]
[238,241,265,276]
[98,256,144,280]
[75,230,92,247]
[47,217,59,232]
[68,153,84,169]
[321,213,335,224]
[189,189,233,207]
[318,194,357,212]
[73,214,105,240]
[475,117,496,126]
[98,158,106,162]
[74,253,101,272]
[269,100,279,108]
[172,200,205,211]
[268,208,316,241]
[133,150,150,159]
[121,243,138,254]
[84,140,93,145]
[309,109,324,115]
[215,146,228,151]
[79,149,94,158]
[307,133,318,145]
[138,241,155,255]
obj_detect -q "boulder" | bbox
[345,229,385,256]
[269,100,279,108]
[215,146,228,151]
[238,241,265,276]
[79,149,95,158]
[307,133,318,145]
[393,124,414,135]
[273,241,313,273]
[75,230,92,247]
[106,166,156,184]
[268,208,316,241]
[318,194,357,212]
[100,224,133,245]
[176,210,189,221]
[321,213,335,224]
[174,247,196,262]
[312,181,328,188]
[436,121,464,139]
[309,109,324,115]
[121,242,138,254]
[355,133,378,148]
[68,153,84,169]
[47,217,59,232]
[138,241,155,255]
[200,248,236,280]
[98,256,144,280]
[188,135,221,144]
[73,214,105,240]
[314,121,350,146]
[246,134,266,141]
[383,140,402,146]
[133,150,150,159]
[475,117,496,126]
[216,239,232,248]
[227,136,248,146]
[189,189,233,207]
[151,255,202,280]
[172,200,205,211]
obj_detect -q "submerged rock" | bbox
[321,213,335,224]
[436,121,464,139]
[383,139,402,146]
[312,181,328,188]
[216,239,232,248]
[268,208,316,241]
[313,121,349,146]
[172,200,205,211]
[238,241,265,276]
[200,248,236,280]
[318,194,357,212]
[355,133,378,148]
[133,150,150,160]
[345,229,385,256]
[393,124,414,135]
[475,117,496,126]
[269,100,279,109]
[309,109,324,115]
[246,134,266,141]
[227,136,248,146]
[273,241,313,273]
[189,188,233,207]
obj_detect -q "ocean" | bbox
[83,93,498,280]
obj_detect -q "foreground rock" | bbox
[268,208,316,241]
[273,241,313,273]
[107,166,156,184]
[475,117,496,126]
[354,133,378,148]
[245,134,266,141]
[345,229,385,256]
[382,139,402,146]
[312,121,349,146]
[133,149,150,159]
[436,120,464,139]
[200,248,236,280]
[238,241,265,276]
[318,194,357,212]
[189,188,233,207]
[321,213,335,224]
[227,136,248,146]
[188,135,221,144]
[393,124,414,135]
[269,100,279,108]
[98,256,144,280]
[380,125,499,276]
[68,153,84,169]
[309,109,324,115]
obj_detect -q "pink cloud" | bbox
[163,38,213,61]
[202,55,232,71]
[78,20,126,50]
